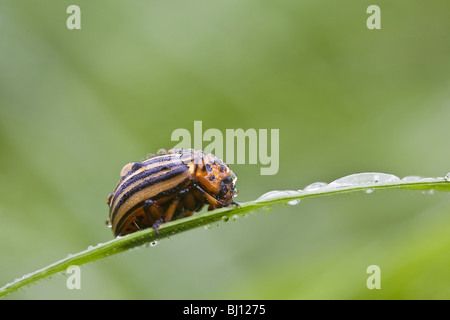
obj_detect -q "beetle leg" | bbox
[143,199,163,220]
[191,184,223,209]
[143,199,165,235]
[164,197,180,223]
[182,190,200,212]
[150,218,163,235]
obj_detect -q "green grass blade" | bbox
[1,172,449,297]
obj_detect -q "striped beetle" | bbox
[106,148,238,237]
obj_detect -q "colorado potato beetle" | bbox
[106,148,238,237]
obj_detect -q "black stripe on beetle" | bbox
[110,165,190,223]
[114,176,191,235]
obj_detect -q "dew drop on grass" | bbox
[150,241,158,247]
[257,190,302,201]
[287,199,301,206]
[401,175,422,181]
[327,172,400,188]
[303,182,328,191]
[256,190,281,201]
[221,216,229,222]
[445,172,450,181]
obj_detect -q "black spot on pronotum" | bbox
[218,184,229,197]
[222,176,232,185]
[209,175,216,181]
[205,163,212,172]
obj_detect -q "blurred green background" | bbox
[1,0,450,299]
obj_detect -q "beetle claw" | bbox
[152,218,164,235]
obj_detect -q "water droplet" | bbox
[105,218,112,228]
[157,148,167,155]
[221,216,229,222]
[418,177,437,182]
[365,189,374,194]
[257,190,281,200]
[262,206,272,212]
[401,175,422,181]
[445,172,450,181]
[231,214,239,221]
[257,190,302,202]
[287,199,301,206]
[204,224,212,230]
[327,172,400,188]
[150,241,158,247]
[303,182,328,192]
